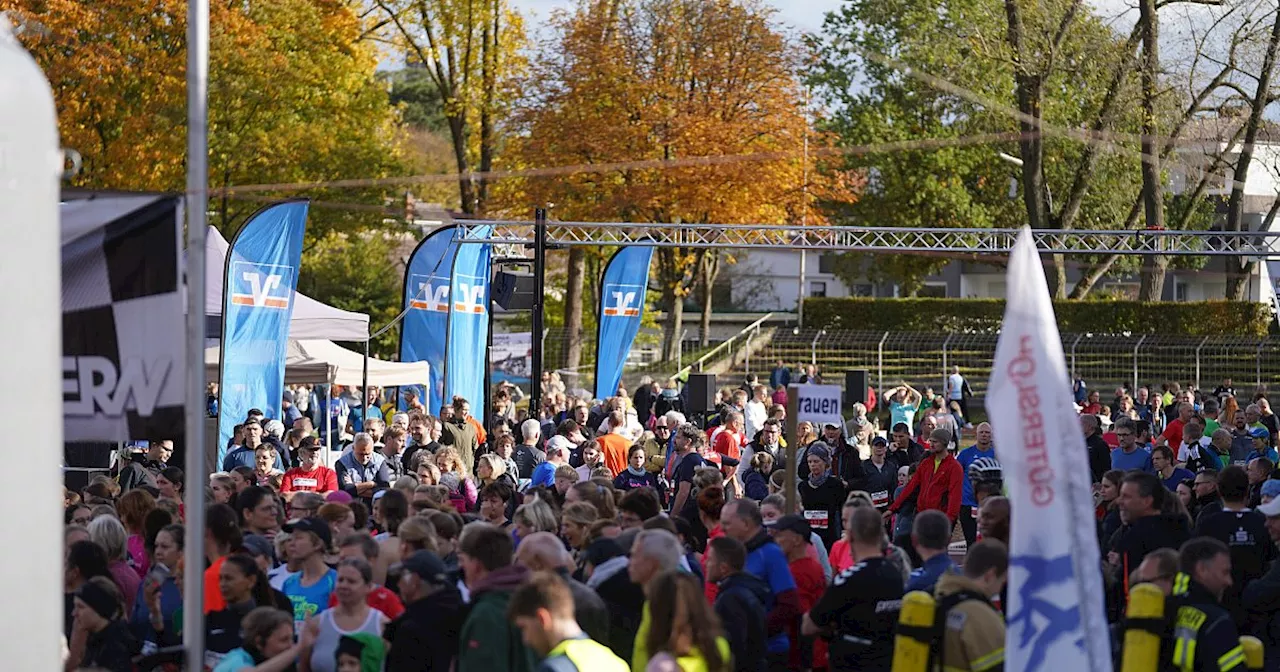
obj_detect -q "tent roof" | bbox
[206,339,428,386]
[59,196,371,342]
[204,226,369,342]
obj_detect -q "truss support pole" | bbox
[1195,337,1209,391]
[1133,335,1147,395]
[530,208,546,418]
[1258,341,1267,388]
[1070,335,1082,380]
[942,333,954,392]
[877,332,889,404]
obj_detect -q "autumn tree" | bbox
[497,0,821,362]
[372,0,526,215]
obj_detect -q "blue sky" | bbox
[510,0,846,34]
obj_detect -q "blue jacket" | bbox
[743,530,797,655]
[335,451,390,500]
[956,444,996,507]
[221,445,284,473]
[129,576,182,648]
[906,553,958,595]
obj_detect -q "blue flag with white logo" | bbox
[216,200,309,461]
[595,245,653,399]
[399,225,460,416]
[443,225,492,410]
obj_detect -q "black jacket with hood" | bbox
[714,572,770,672]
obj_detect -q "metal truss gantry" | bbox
[458,220,1280,257]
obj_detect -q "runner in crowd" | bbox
[71,380,1280,671]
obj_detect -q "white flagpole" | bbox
[183,0,209,669]
[986,228,1112,672]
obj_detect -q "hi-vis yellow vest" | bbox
[546,635,629,672]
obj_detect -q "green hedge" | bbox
[802,297,1272,336]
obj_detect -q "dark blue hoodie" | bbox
[714,572,770,672]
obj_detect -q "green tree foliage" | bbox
[807,0,1147,296]
[298,231,404,357]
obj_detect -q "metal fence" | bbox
[734,330,1280,402]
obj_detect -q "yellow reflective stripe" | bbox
[1218,646,1246,671]
[971,648,1005,672]
[1173,638,1187,669]
[1174,573,1190,596]
[1184,638,1198,672]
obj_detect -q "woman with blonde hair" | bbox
[644,571,730,672]
[795,420,818,449]
[513,497,559,541]
[475,453,517,493]
[560,501,599,560]
[434,447,477,511]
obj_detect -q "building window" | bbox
[918,283,947,298]
[818,253,837,274]
[851,283,874,297]
[1175,281,1188,302]
[809,281,827,298]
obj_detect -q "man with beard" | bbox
[740,419,785,478]
[886,428,963,525]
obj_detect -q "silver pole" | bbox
[183,0,209,668]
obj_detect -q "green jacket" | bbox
[441,418,479,471]
[458,565,536,672]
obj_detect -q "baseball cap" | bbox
[768,513,812,540]
[396,550,449,585]
[822,421,841,429]
[282,517,332,550]
[1260,495,1280,517]
[1262,480,1280,500]
[239,534,276,563]
[871,436,888,448]
[1252,426,1271,440]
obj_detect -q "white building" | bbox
[728,122,1280,308]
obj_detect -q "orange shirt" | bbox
[467,416,487,445]
[713,429,743,461]
[597,433,631,477]
[204,556,226,614]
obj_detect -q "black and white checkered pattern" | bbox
[62,195,184,442]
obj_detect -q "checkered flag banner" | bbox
[61,194,184,442]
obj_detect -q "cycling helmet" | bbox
[967,456,1003,483]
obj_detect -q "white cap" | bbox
[1259,496,1280,518]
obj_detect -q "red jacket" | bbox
[889,452,963,523]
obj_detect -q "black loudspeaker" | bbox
[845,369,869,409]
[492,271,536,310]
[686,373,718,414]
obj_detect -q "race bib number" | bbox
[294,478,318,488]
[871,490,889,507]
[804,509,829,529]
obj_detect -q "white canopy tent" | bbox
[203,225,369,341]
[205,339,428,386]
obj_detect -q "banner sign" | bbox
[493,332,532,385]
[398,225,458,414]
[791,384,843,427]
[987,228,1111,672]
[62,195,185,442]
[217,200,309,459]
[443,225,492,409]
[594,245,653,398]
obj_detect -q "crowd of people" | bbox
[62,369,1280,671]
